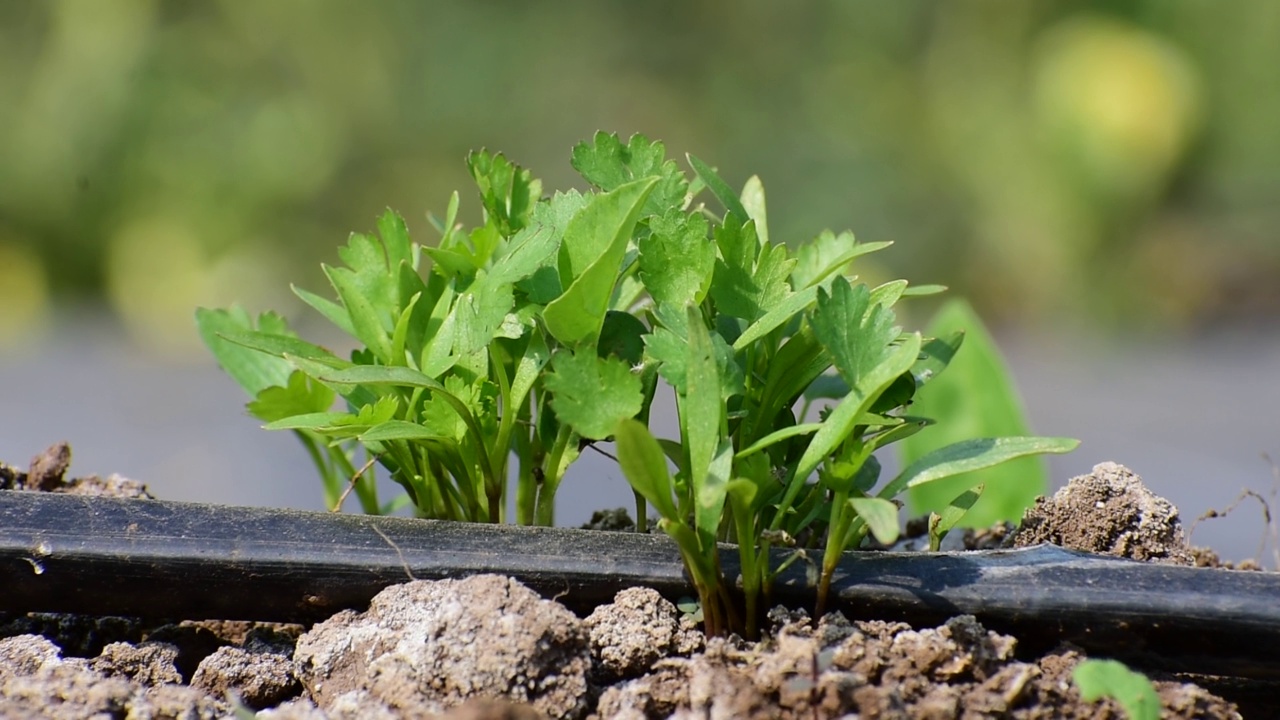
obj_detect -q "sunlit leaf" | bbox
[543,177,657,345]
[544,350,643,440]
[887,436,1079,500]
[196,307,296,397]
[615,418,679,519]
[848,496,900,545]
[571,131,688,216]
[247,370,335,423]
[687,153,748,220]
[638,208,714,308]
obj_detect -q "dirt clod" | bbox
[0,633,228,719]
[294,574,592,718]
[1010,461,1195,564]
[26,442,71,491]
[586,587,703,680]
[191,645,301,709]
[92,640,183,686]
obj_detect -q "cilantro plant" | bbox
[200,149,662,524]
[200,132,1077,638]
[607,140,1077,637]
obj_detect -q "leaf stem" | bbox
[535,422,573,525]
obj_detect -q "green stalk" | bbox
[731,505,762,640]
[534,423,573,526]
[632,489,647,532]
[815,488,850,618]
[489,345,516,489]
[296,431,340,510]
[515,423,537,525]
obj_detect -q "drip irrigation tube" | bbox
[2,490,1278,681]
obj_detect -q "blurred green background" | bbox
[2,0,1278,352]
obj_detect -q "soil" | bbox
[0,446,1265,719]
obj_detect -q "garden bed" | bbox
[1,449,1275,718]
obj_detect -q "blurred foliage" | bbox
[2,0,1278,353]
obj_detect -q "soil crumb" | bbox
[1010,461,1195,564]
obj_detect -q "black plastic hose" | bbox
[2,490,1278,681]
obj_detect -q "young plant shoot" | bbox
[199,132,1078,637]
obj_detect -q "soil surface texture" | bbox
[0,447,1259,718]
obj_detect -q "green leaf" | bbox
[687,153,748,220]
[418,284,458,377]
[335,231,400,317]
[389,292,424,368]
[467,149,541,237]
[869,279,909,309]
[683,305,722,500]
[709,216,794,322]
[644,307,743,400]
[196,307,295,397]
[803,373,848,401]
[424,245,478,279]
[821,454,880,494]
[847,496,900,545]
[735,422,822,460]
[615,418,680,519]
[901,299,1059,525]
[929,484,983,552]
[509,330,550,410]
[598,310,648,366]
[265,396,397,433]
[786,333,922,503]
[903,284,947,297]
[864,416,932,454]
[488,224,559,288]
[316,364,494,473]
[324,264,393,363]
[215,327,347,368]
[319,363,449,391]
[291,284,355,338]
[884,436,1080,502]
[422,375,495,441]
[376,208,413,270]
[543,177,658,346]
[360,420,450,443]
[247,370,336,423]
[452,276,515,357]
[510,192,586,303]
[571,132,688,216]
[913,331,965,387]
[791,230,891,290]
[1073,660,1161,720]
[544,350,643,440]
[695,440,733,551]
[746,235,794,312]
[732,285,818,351]
[739,175,769,246]
[638,208,714,308]
[263,411,353,431]
[810,277,901,389]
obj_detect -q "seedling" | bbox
[1073,658,1161,720]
